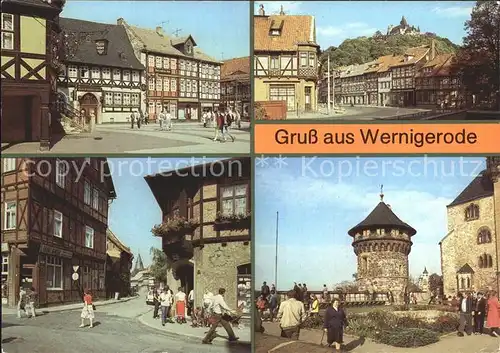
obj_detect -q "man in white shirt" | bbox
[187,289,194,317]
[159,287,173,326]
[202,288,238,344]
[277,290,306,340]
[165,110,172,131]
[158,109,165,130]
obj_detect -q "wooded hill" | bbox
[319,34,459,72]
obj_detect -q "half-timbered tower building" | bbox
[144,158,251,313]
[1,0,64,149]
[254,5,320,113]
[415,53,463,109]
[106,229,133,299]
[1,158,115,307]
[119,19,221,121]
[57,18,145,124]
[221,56,250,118]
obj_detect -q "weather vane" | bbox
[380,184,384,201]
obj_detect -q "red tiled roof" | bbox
[390,46,430,68]
[254,15,317,51]
[417,53,455,77]
[221,56,250,81]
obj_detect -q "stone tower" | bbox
[418,267,429,292]
[487,157,500,293]
[348,188,417,303]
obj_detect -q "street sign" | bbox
[73,265,79,272]
[72,273,79,281]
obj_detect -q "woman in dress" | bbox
[323,299,348,351]
[80,289,94,328]
[486,290,500,336]
[175,287,187,324]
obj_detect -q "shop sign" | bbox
[40,244,72,259]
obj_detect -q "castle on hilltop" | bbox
[386,16,421,36]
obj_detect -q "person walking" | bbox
[17,287,27,318]
[268,290,279,322]
[322,284,329,302]
[202,288,239,344]
[159,109,165,130]
[153,289,160,319]
[487,290,500,337]
[26,287,37,318]
[188,288,194,317]
[224,110,235,142]
[323,299,348,350]
[457,292,473,336]
[473,292,486,335]
[136,111,141,129]
[213,110,225,142]
[130,111,135,129]
[310,294,320,317]
[277,290,305,340]
[175,287,187,323]
[203,289,214,326]
[160,288,173,326]
[235,109,241,129]
[202,110,208,128]
[261,281,270,300]
[165,110,173,131]
[79,289,94,328]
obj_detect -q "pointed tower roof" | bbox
[423,267,428,274]
[348,190,416,237]
[134,252,144,272]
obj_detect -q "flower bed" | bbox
[213,212,250,231]
[151,217,199,241]
[301,309,459,348]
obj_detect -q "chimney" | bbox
[156,26,163,36]
[431,39,436,60]
[279,5,285,15]
[117,18,124,26]
[258,4,265,16]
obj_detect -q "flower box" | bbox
[152,217,199,243]
[213,213,251,231]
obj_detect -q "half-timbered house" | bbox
[415,53,463,109]
[106,229,133,299]
[254,5,320,113]
[1,0,64,149]
[144,158,251,313]
[389,45,431,107]
[363,60,380,105]
[57,18,145,124]
[119,19,221,121]
[340,63,368,105]
[1,157,115,307]
[221,56,250,119]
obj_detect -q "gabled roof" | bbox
[389,46,430,68]
[60,18,144,70]
[447,170,493,207]
[106,229,132,256]
[457,263,474,274]
[348,201,417,236]
[254,15,318,51]
[416,53,455,77]
[221,56,250,81]
[171,35,197,47]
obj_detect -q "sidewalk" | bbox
[137,311,251,347]
[1,296,136,316]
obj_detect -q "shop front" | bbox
[177,99,199,120]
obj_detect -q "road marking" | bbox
[268,341,297,352]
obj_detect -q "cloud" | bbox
[432,6,472,17]
[317,22,378,38]
[255,1,303,15]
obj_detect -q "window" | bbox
[123,93,131,106]
[148,55,154,67]
[113,92,122,105]
[92,188,99,210]
[46,256,63,290]
[132,71,140,82]
[186,80,191,93]
[102,68,111,79]
[270,56,279,70]
[55,160,67,188]
[163,78,170,92]
[79,66,89,79]
[85,226,94,248]
[84,181,91,205]
[149,77,155,91]
[155,56,162,68]
[53,210,63,238]
[478,228,492,244]
[220,184,248,216]
[465,204,479,221]
[1,256,8,274]
[131,93,140,106]
[3,158,16,172]
[90,67,100,79]
[171,78,177,91]
[163,57,170,69]
[68,65,78,78]
[104,92,113,106]
[4,202,16,230]
[113,69,121,81]
[309,53,315,68]
[192,80,197,94]
[1,13,14,50]
[156,77,162,91]
[479,254,493,268]
[171,58,177,70]
[122,70,130,81]
[300,53,307,67]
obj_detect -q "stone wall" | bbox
[441,196,496,297]
[494,170,500,294]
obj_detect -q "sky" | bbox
[62,1,249,60]
[255,1,474,47]
[254,156,487,291]
[107,157,222,267]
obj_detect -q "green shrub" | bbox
[301,315,324,329]
[377,328,439,347]
[426,315,459,333]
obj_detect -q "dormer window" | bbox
[95,39,108,55]
[269,19,284,36]
[270,29,280,36]
[186,42,193,54]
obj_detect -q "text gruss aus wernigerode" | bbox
[274,128,478,148]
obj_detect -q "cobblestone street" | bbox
[1,297,250,353]
[284,106,432,120]
[1,122,250,154]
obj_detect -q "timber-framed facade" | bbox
[221,56,251,119]
[145,158,251,313]
[1,158,116,307]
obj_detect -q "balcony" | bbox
[298,67,318,79]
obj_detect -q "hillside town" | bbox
[254,2,500,120]
[1,0,250,153]
[1,157,251,352]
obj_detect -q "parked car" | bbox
[146,290,155,305]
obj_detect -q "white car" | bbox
[146,290,155,305]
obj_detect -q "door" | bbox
[79,93,98,124]
[304,87,312,111]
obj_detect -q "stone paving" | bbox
[284,106,430,120]
[258,321,500,353]
[1,121,251,154]
[1,297,249,353]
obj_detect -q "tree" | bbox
[453,1,500,110]
[149,247,170,285]
[428,273,443,295]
